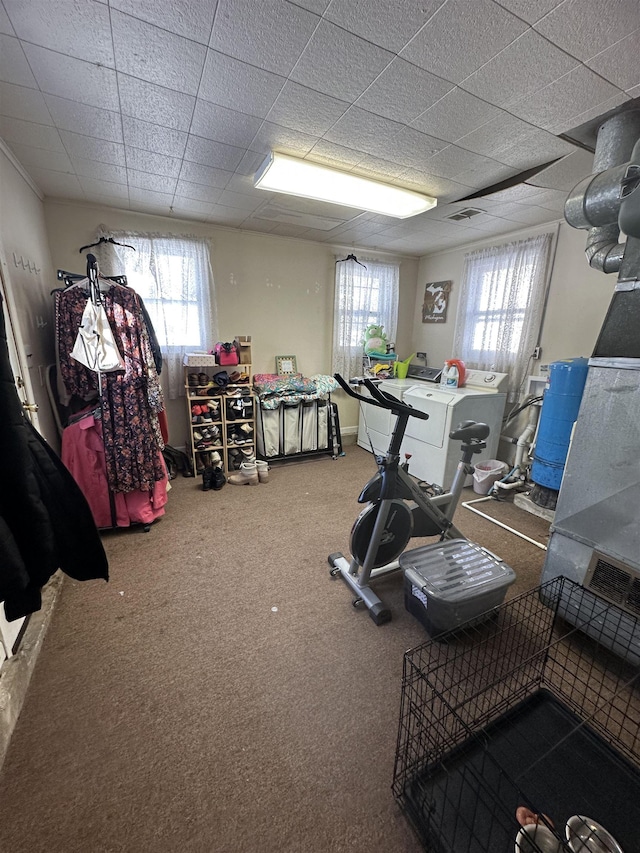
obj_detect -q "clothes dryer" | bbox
[402,369,508,488]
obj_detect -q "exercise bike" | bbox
[329,374,492,625]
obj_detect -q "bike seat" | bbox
[449,420,490,442]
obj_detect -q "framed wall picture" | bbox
[422,280,452,323]
[276,355,297,375]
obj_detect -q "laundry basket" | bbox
[472,459,506,494]
[392,577,640,853]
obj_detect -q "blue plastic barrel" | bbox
[531,358,589,491]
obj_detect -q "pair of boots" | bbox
[228,460,269,485]
[202,465,226,491]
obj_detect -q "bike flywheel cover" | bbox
[350,499,414,569]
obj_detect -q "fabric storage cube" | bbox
[400,539,516,637]
[300,401,318,452]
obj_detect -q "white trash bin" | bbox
[472,460,507,495]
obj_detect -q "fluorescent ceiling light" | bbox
[254,152,437,219]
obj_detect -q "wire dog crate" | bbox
[393,577,640,853]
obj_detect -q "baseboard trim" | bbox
[0,573,63,769]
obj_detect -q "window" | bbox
[332,258,399,380]
[94,229,217,399]
[453,234,552,400]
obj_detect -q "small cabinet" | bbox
[184,338,255,477]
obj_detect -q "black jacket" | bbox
[0,292,108,621]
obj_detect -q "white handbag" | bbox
[70,299,124,373]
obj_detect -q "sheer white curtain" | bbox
[453,233,552,401]
[93,226,217,399]
[332,257,399,380]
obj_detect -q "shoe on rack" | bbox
[226,388,242,398]
[227,461,259,485]
[228,371,241,383]
[207,399,220,414]
[193,430,204,441]
[240,423,253,435]
[210,450,222,466]
[201,412,213,423]
[212,467,226,490]
[198,372,209,384]
[188,373,199,386]
[256,460,269,483]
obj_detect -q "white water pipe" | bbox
[461,496,548,551]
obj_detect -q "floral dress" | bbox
[55,282,165,493]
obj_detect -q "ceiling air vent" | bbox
[584,551,640,618]
[447,208,484,221]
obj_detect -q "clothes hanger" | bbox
[78,236,136,253]
[336,253,367,269]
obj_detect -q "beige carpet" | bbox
[0,446,550,853]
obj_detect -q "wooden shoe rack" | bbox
[184,337,254,478]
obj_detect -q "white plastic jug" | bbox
[440,362,459,389]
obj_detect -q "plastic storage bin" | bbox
[400,539,516,636]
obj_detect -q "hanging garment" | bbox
[0,293,108,621]
[70,298,125,373]
[61,410,168,528]
[55,282,165,493]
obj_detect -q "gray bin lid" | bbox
[400,539,515,602]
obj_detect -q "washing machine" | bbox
[402,369,508,488]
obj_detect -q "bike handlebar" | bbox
[334,373,429,421]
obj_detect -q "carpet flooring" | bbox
[0,446,551,852]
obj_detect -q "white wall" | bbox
[43,200,419,442]
[412,219,614,375]
[0,146,59,447]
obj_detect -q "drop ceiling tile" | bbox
[324,107,403,155]
[500,204,558,225]
[394,170,472,202]
[508,65,623,132]
[199,50,285,118]
[456,160,519,190]
[628,83,640,98]
[79,176,129,199]
[456,111,545,157]
[325,0,445,53]
[242,218,279,233]
[4,0,114,65]
[210,0,319,76]
[28,166,84,197]
[125,147,182,177]
[248,121,318,157]
[0,82,52,124]
[235,148,268,176]
[7,142,73,172]
[351,156,406,180]
[183,135,245,170]
[524,188,568,210]
[550,92,630,136]
[0,115,64,150]
[191,100,263,146]
[89,195,130,210]
[527,148,596,191]
[586,30,640,92]
[492,131,577,170]
[171,197,214,217]
[411,88,502,142]
[207,204,246,226]
[175,180,224,203]
[109,0,218,43]
[0,34,37,87]
[127,169,178,194]
[292,0,330,15]
[422,144,501,179]
[128,187,174,207]
[482,183,545,204]
[400,0,527,84]
[376,126,447,168]
[306,140,363,170]
[118,75,196,132]
[179,160,233,188]
[110,11,207,95]
[266,82,348,136]
[217,189,265,211]
[0,3,15,35]
[460,30,579,107]
[60,130,125,166]
[492,0,563,24]
[224,172,265,194]
[354,57,454,124]
[533,0,640,61]
[122,116,187,158]
[45,96,122,143]
[23,43,119,111]
[269,223,312,238]
[289,19,394,102]
[71,159,128,183]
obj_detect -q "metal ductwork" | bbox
[564,110,640,272]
